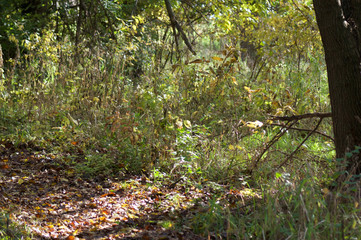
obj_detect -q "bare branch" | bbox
[164,0,196,55]
[251,112,333,175]
[270,112,332,121]
[270,117,325,175]
[250,120,298,174]
[270,123,334,142]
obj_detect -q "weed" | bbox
[0,212,31,240]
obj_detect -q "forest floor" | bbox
[0,142,258,239]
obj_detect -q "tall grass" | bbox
[190,164,361,239]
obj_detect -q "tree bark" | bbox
[313,0,361,178]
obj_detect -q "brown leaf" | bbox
[0,164,9,169]
[189,59,203,64]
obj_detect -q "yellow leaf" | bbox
[275,108,283,116]
[244,86,262,93]
[236,145,243,150]
[212,56,223,61]
[18,179,24,184]
[231,77,238,85]
[184,120,191,129]
[229,57,237,63]
[191,111,198,118]
[284,105,297,114]
[128,213,138,219]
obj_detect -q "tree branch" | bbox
[251,112,333,175]
[270,112,332,121]
[250,120,298,174]
[270,123,334,142]
[164,0,196,55]
[270,117,325,175]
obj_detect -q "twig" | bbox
[270,117,324,175]
[181,1,210,23]
[270,123,334,142]
[251,120,298,174]
[167,177,183,188]
[252,112,332,175]
[291,0,314,25]
[270,112,332,121]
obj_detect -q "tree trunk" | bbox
[0,44,3,80]
[313,0,361,179]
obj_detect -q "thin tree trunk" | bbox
[76,0,85,47]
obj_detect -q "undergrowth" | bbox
[0,212,31,240]
[0,22,351,239]
[190,165,361,239]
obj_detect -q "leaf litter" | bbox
[0,142,259,239]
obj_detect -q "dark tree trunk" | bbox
[76,0,85,47]
[313,0,361,179]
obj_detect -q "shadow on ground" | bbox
[0,142,212,239]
